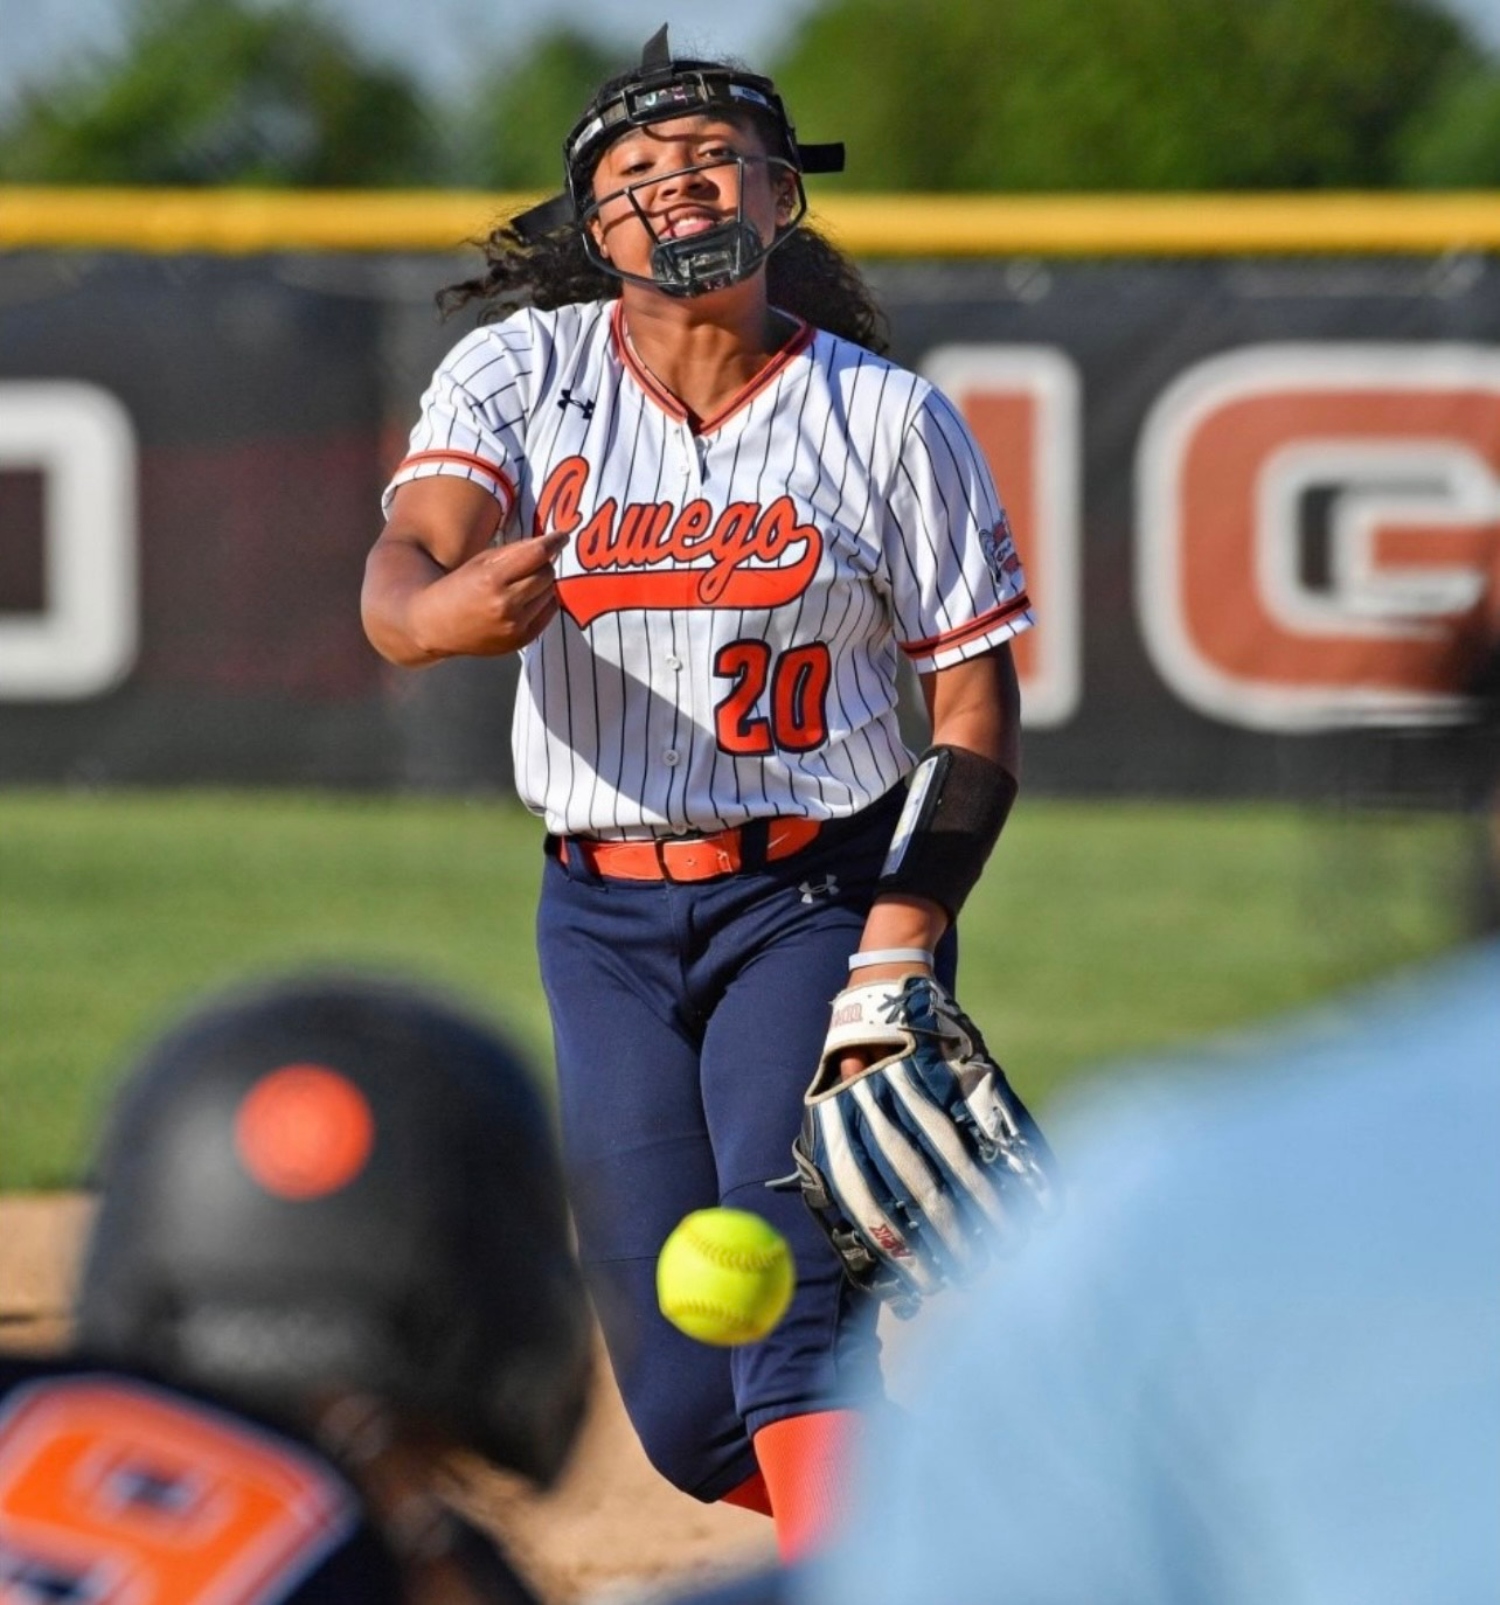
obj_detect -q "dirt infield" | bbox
[0,1194,775,1602]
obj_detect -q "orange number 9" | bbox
[0,1376,354,1603]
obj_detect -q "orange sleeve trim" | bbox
[900,593,1033,658]
[394,449,517,516]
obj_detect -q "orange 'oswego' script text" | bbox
[536,456,825,627]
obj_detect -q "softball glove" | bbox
[782,973,1059,1316]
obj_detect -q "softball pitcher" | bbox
[362,27,1056,1559]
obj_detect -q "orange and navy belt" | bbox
[558,816,824,883]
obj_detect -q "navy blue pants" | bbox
[536,787,957,1501]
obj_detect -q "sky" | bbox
[1,0,1497,113]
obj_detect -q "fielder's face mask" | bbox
[512,25,845,298]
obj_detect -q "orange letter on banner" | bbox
[1137,345,1500,729]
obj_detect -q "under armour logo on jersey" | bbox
[558,388,596,420]
[798,874,839,903]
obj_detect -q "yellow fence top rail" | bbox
[1,187,1497,256]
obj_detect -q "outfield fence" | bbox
[1,191,1496,800]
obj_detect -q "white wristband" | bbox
[848,947,935,972]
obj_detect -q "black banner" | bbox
[1,249,1495,801]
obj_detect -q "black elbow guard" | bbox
[876,745,1019,921]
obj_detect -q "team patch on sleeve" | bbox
[979,509,1025,590]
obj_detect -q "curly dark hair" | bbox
[438,56,887,353]
[438,219,888,354]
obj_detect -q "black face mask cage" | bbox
[509,25,844,298]
[577,151,809,299]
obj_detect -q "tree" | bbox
[1398,65,1500,186]
[465,30,622,191]
[771,0,1488,190]
[0,0,438,186]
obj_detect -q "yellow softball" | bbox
[656,1207,796,1346]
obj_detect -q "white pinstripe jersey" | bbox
[385,300,1034,839]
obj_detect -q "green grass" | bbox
[0,789,1474,1189]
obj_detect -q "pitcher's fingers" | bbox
[512,530,571,573]
[481,531,568,581]
[505,563,569,612]
[517,593,561,641]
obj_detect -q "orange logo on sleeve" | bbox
[233,1065,375,1200]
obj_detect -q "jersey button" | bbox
[663,750,680,766]
[665,655,683,670]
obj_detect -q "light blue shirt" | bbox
[803,941,1500,1605]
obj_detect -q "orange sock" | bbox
[720,1469,774,1517]
[751,1409,859,1560]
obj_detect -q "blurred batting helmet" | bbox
[76,973,591,1487]
[513,24,844,298]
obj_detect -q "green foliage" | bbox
[0,0,438,186]
[774,0,1489,190]
[0,790,1470,1189]
[1397,65,1500,185]
[465,29,621,190]
[0,0,1494,193]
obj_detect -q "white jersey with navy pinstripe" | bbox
[385,300,1033,839]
